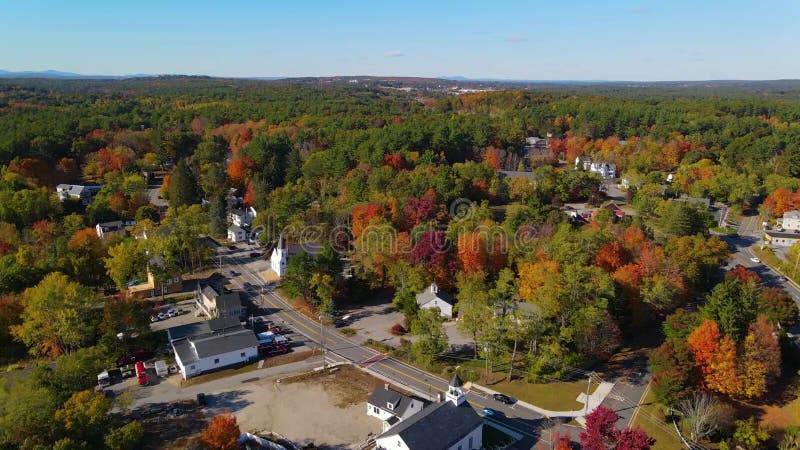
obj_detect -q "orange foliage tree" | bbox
[226,157,255,190]
[763,187,800,217]
[687,319,721,379]
[201,414,240,450]
[351,203,383,238]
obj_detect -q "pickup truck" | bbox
[97,368,122,387]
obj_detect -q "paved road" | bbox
[218,245,552,448]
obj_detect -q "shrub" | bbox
[390,324,406,335]
[339,327,356,337]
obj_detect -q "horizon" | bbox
[2,0,799,81]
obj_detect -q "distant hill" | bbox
[0,69,153,79]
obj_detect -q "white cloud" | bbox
[383,50,405,58]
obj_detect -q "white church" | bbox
[269,234,322,278]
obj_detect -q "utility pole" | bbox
[584,372,595,418]
[319,314,327,369]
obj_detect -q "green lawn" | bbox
[630,386,684,450]
[486,378,586,411]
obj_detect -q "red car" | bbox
[265,344,289,357]
[269,326,285,335]
[133,349,153,361]
[116,354,135,367]
[135,361,149,386]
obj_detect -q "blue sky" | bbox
[1,0,798,80]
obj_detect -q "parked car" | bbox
[157,312,168,320]
[116,354,135,367]
[150,315,160,323]
[750,257,761,263]
[166,309,178,318]
[492,393,515,404]
[265,344,289,357]
[133,349,153,361]
[249,252,261,258]
[196,393,207,406]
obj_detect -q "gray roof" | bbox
[415,289,454,307]
[201,285,220,301]
[192,328,257,359]
[167,316,242,342]
[173,328,257,364]
[368,386,422,418]
[449,374,463,388]
[376,400,483,450]
[215,292,242,315]
[228,225,245,234]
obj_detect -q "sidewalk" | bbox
[466,380,616,420]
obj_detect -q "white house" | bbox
[575,157,616,179]
[780,210,800,231]
[56,184,101,204]
[416,283,455,319]
[228,207,257,228]
[367,384,425,432]
[172,327,258,379]
[374,375,483,450]
[227,225,247,243]
[95,220,135,240]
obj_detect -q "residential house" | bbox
[416,283,455,319]
[269,233,322,278]
[779,210,800,231]
[95,220,135,240]
[228,207,257,228]
[575,157,616,179]
[172,326,258,379]
[227,225,247,243]
[195,285,243,319]
[127,255,183,298]
[523,136,555,167]
[56,184,101,204]
[374,375,483,450]
[602,202,625,220]
[367,384,425,432]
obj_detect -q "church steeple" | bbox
[446,373,466,405]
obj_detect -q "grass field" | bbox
[630,386,684,450]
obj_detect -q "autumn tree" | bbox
[687,319,721,380]
[201,414,241,450]
[649,339,696,406]
[54,390,111,446]
[705,335,741,396]
[580,406,655,450]
[11,273,96,356]
[758,287,799,325]
[739,316,781,398]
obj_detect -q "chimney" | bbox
[436,393,442,403]
[384,383,389,391]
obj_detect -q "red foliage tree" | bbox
[580,406,654,450]
[596,241,625,273]
[725,265,761,284]
[9,157,53,186]
[402,198,438,230]
[763,187,799,217]
[226,157,255,190]
[410,230,456,286]
[352,203,383,238]
[243,182,256,207]
[383,153,407,170]
[201,414,240,450]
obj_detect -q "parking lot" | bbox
[149,299,204,332]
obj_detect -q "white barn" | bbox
[416,283,455,319]
[171,322,258,379]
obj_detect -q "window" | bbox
[190,365,195,370]
[468,437,473,449]
[214,358,220,364]
[240,352,246,358]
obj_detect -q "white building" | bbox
[374,375,483,450]
[575,157,616,179]
[780,210,800,231]
[227,225,247,243]
[95,220,135,240]
[416,283,455,319]
[269,234,323,278]
[368,384,425,432]
[56,184,101,204]
[228,207,257,228]
[171,325,258,380]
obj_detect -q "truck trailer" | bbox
[154,360,168,377]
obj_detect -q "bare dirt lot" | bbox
[232,366,383,448]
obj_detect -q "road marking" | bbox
[627,378,652,428]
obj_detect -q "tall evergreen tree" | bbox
[167,159,200,208]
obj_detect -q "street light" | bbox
[584,371,596,418]
[319,314,327,369]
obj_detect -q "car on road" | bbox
[750,257,761,263]
[249,252,261,258]
[482,407,497,417]
[492,393,515,404]
[779,275,788,281]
